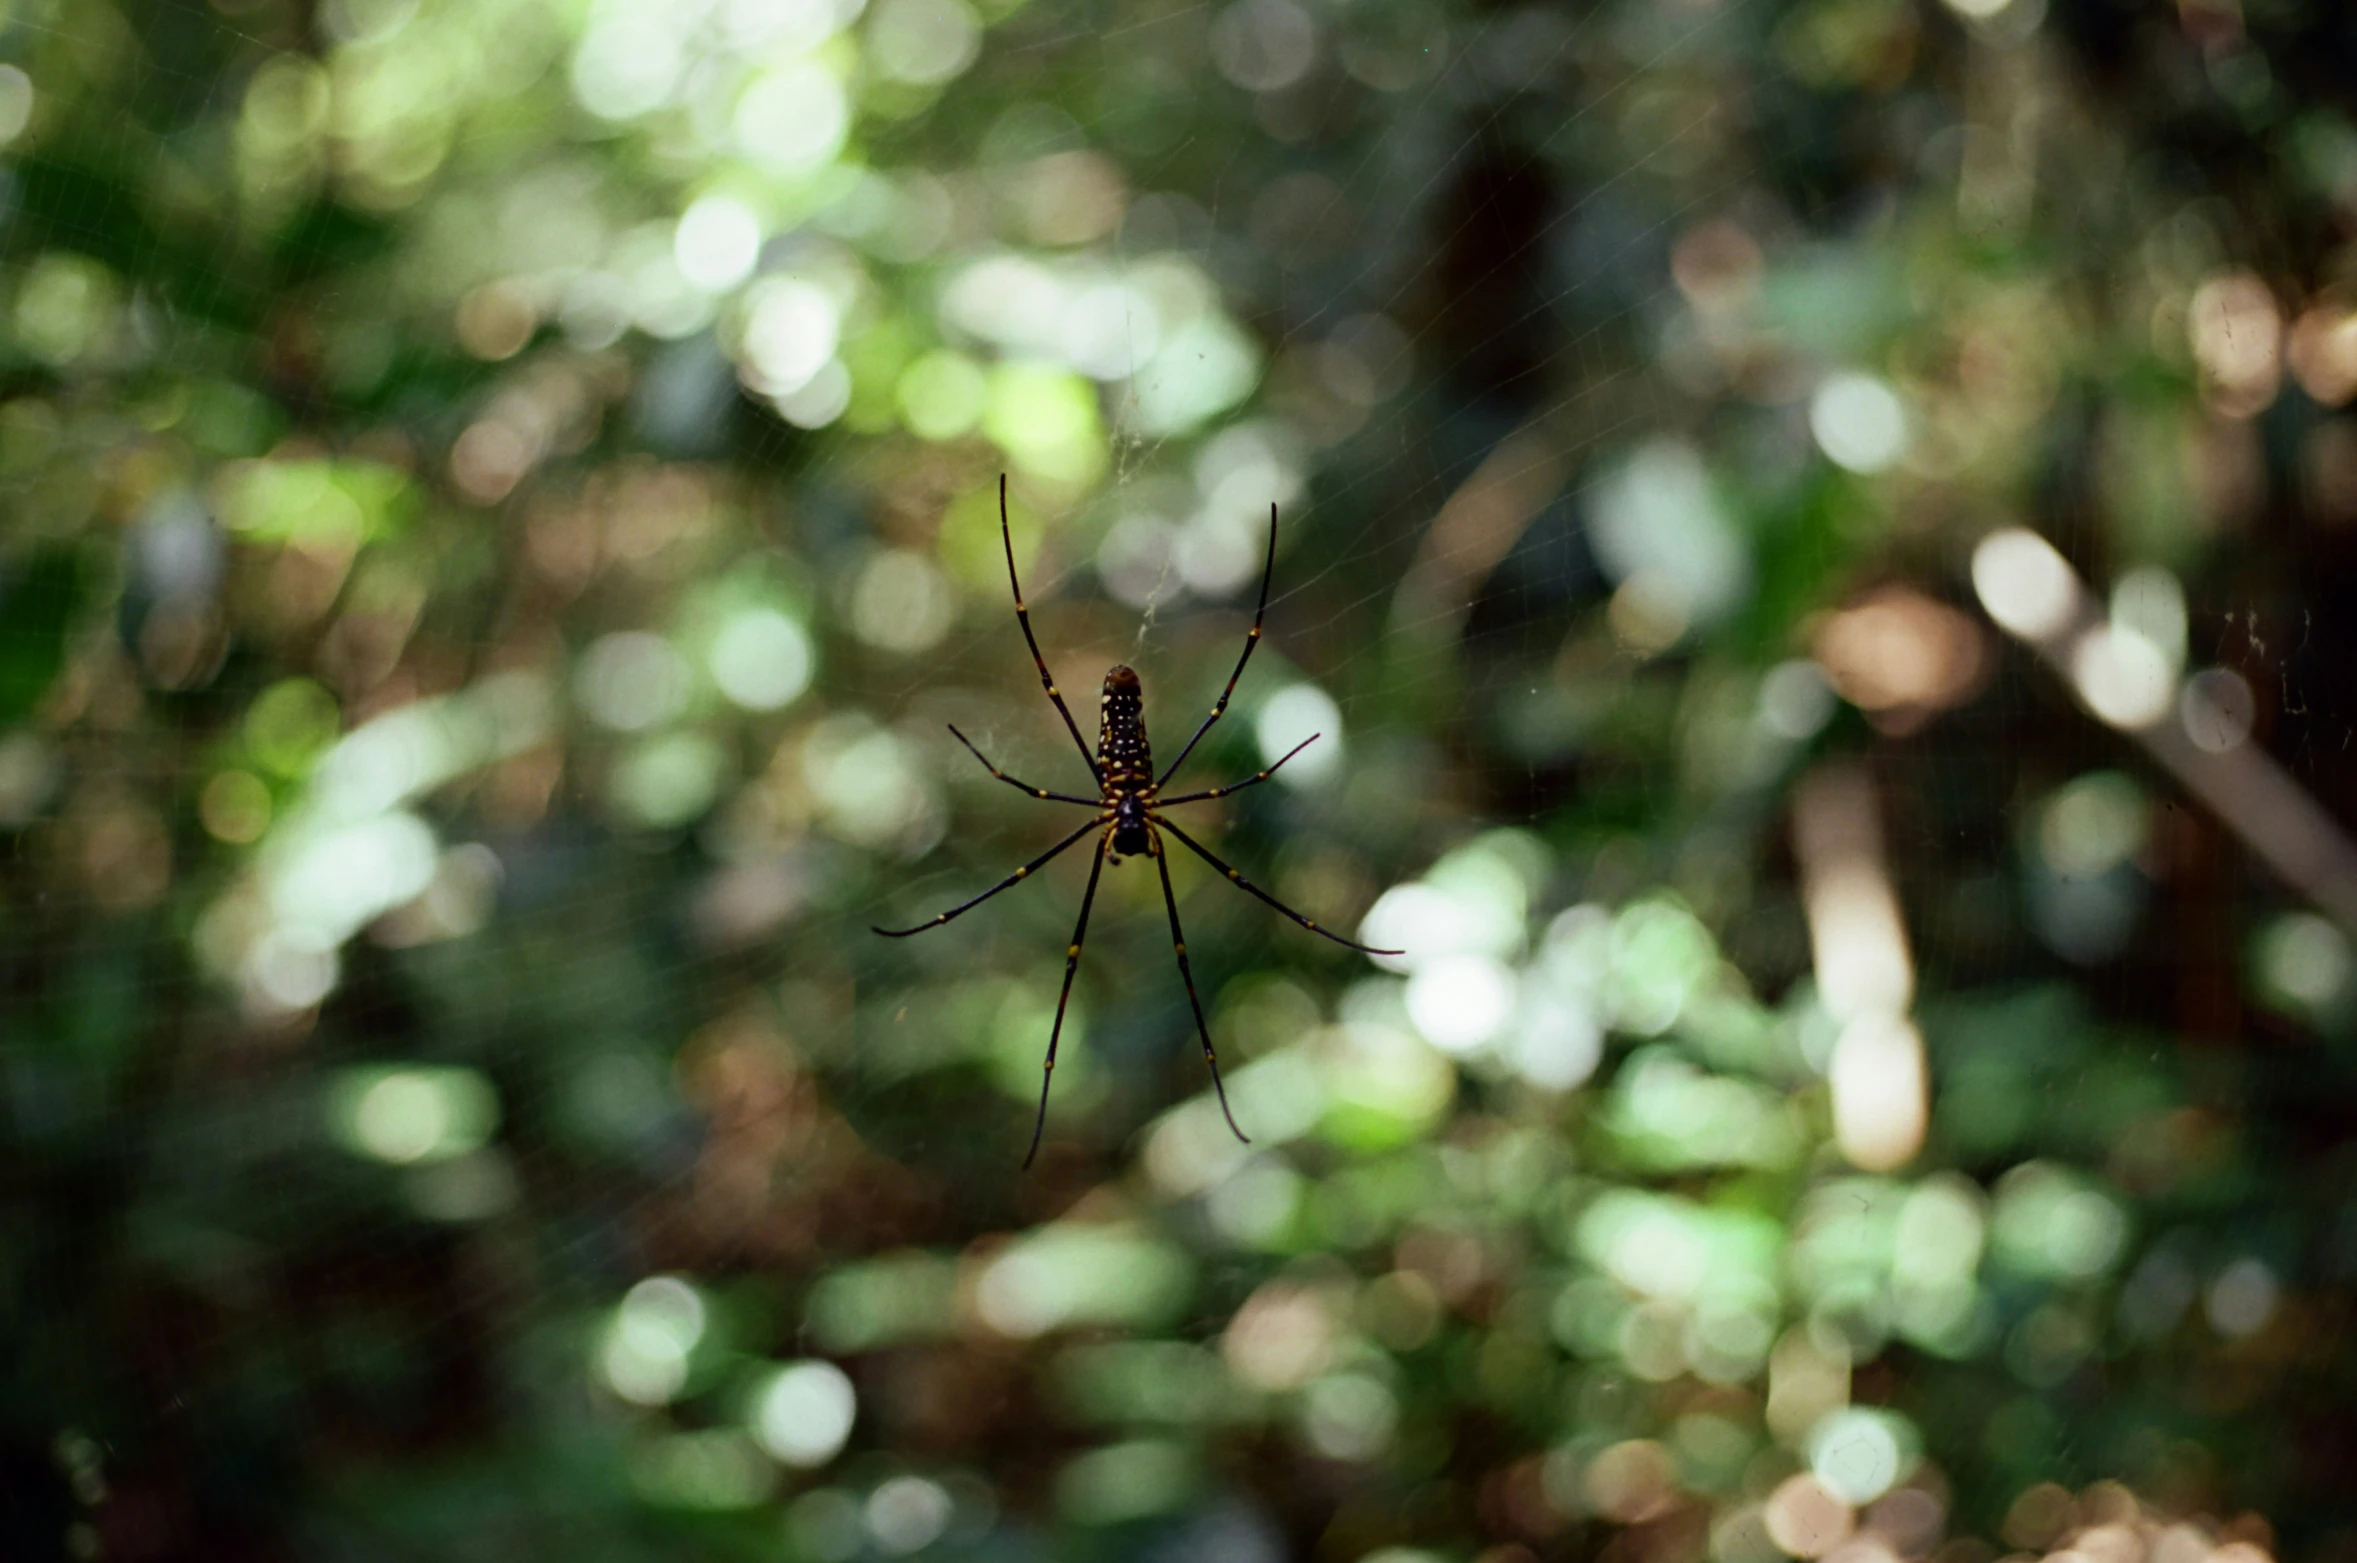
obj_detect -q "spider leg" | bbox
[998,474,1101,779]
[1156,733,1319,807]
[1023,832,1110,1169]
[1152,834,1249,1147]
[947,725,1101,805]
[1157,501,1278,789]
[1154,815,1402,956]
[871,816,1103,937]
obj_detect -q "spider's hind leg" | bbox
[1023,835,1112,1169]
[1151,830,1250,1146]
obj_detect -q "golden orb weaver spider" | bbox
[873,476,1401,1167]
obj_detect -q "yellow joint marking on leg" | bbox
[1014,867,1027,877]
[1249,626,1261,637]
[1228,869,1240,879]
[1067,943,1080,957]
[1046,684,1059,696]
[1306,920,1318,929]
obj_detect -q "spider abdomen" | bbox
[1100,665,1155,857]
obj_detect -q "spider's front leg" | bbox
[1150,829,1250,1146]
[946,724,1100,805]
[1156,733,1320,807]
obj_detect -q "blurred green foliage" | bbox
[5,0,2357,1558]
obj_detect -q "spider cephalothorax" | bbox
[874,476,1400,1166]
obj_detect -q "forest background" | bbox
[4,0,2357,1558]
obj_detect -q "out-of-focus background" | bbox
[5,0,2357,1555]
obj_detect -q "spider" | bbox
[874,476,1400,1167]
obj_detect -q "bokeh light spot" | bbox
[740,278,842,397]
[2070,624,2175,729]
[1990,1163,2128,1280]
[1404,954,1516,1054]
[1971,529,2080,641]
[2206,1257,2279,1338]
[1590,440,1747,627]
[0,65,33,146]
[675,195,764,293]
[246,927,340,1011]
[1507,991,1602,1090]
[578,632,692,732]
[897,349,989,440]
[1301,1373,1396,1461]
[1810,373,1910,473]
[1253,683,1341,788]
[600,1275,708,1407]
[335,1065,500,1165]
[611,731,729,828]
[571,18,684,120]
[984,361,1107,483]
[1057,1440,1196,1525]
[804,717,937,850]
[1131,317,1261,435]
[2181,666,2256,754]
[629,1430,772,1510]
[850,550,957,655]
[710,608,816,711]
[868,0,980,85]
[1209,0,1318,91]
[1807,1408,1913,1504]
[2037,772,2146,879]
[752,1361,858,1466]
[246,678,343,777]
[2256,912,2351,1012]
[1764,1473,1854,1558]
[2189,270,2282,418]
[866,1474,954,1554]
[735,62,851,173]
[201,770,273,844]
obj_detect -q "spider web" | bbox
[848,0,1758,1164]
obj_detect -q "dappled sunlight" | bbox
[1813,586,1988,730]
[1975,525,2357,931]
